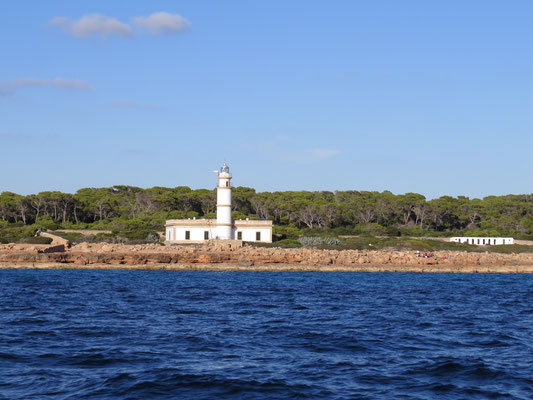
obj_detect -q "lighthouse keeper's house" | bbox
[165,163,273,243]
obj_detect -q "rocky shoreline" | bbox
[1,242,533,273]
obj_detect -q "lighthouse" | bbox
[165,163,272,243]
[216,162,233,239]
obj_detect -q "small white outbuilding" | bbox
[165,163,272,243]
[450,237,514,246]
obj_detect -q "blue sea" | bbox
[1,270,533,399]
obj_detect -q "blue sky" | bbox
[1,1,532,199]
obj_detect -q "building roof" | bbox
[234,219,273,227]
[165,219,216,227]
[450,236,513,239]
[165,218,272,228]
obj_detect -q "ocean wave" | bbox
[2,270,533,399]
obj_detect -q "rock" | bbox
[1,241,532,272]
[38,245,66,254]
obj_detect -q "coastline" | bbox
[1,242,532,273]
[1,262,533,273]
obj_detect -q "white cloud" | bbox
[309,148,340,160]
[49,14,132,38]
[0,132,63,141]
[49,12,189,38]
[0,78,93,94]
[13,78,92,90]
[0,78,92,96]
[0,133,32,140]
[132,12,189,34]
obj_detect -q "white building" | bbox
[450,237,514,245]
[165,163,273,243]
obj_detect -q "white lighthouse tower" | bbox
[216,162,233,240]
[165,163,272,243]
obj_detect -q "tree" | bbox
[397,193,426,226]
[0,192,20,222]
[413,203,430,228]
[321,204,339,228]
[295,204,324,228]
[17,196,30,224]
[250,195,271,220]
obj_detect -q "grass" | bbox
[249,239,302,248]
[50,230,162,245]
[4,227,531,254]
[264,235,533,254]
[17,236,53,245]
[50,231,86,242]
[483,244,533,254]
[0,226,37,244]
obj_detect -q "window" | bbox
[477,239,480,244]
[237,231,242,240]
[204,231,209,240]
[256,231,261,241]
[185,231,190,240]
[226,181,229,187]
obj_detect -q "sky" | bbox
[1,1,532,199]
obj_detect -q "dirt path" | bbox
[55,229,112,235]
[40,232,70,246]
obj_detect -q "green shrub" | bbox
[273,239,302,248]
[51,231,85,242]
[94,233,116,241]
[485,244,533,254]
[273,225,301,240]
[360,223,387,235]
[328,226,355,236]
[90,219,114,230]
[60,222,90,230]
[232,211,248,220]
[249,239,302,248]
[385,226,401,236]
[146,232,160,243]
[17,236,53,244]
[398,226,426,237]
[0,225,37,243]
[402,239,433,251]
[464,229,502,237]
[299,236,340,246]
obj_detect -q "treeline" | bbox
[1,186,532,239]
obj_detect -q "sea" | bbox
[1,269,532,399]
